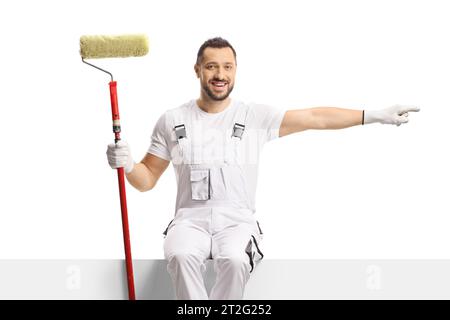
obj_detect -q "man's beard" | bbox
[202,82,234,101]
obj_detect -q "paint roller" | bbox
[80,34,149,300]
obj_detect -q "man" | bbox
[106,37,420,300]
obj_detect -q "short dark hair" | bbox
[196,37,237,65]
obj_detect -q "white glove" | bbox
[364,105,420,126]
[106,140,135,174]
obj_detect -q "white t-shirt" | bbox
[147,99,286,215]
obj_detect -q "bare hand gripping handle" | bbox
[80,34,149,300]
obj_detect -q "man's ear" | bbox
[194,64,200,78]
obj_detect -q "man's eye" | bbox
[207,65,215,70]
[225,65,232,70]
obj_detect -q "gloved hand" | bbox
[364,105,420,126]
[106,140,135,174]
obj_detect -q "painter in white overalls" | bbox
[152,99,284,300]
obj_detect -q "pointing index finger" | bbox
[398,105,421,115]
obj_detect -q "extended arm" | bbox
[279,104,420,137]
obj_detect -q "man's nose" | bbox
[215,67,225,79]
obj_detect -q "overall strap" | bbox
[168,105,191,163]
[228,102,253,209]
[227,102,250,163]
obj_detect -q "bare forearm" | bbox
[125,162,156,192]
[311,107,363,129]
[279,104,420,137]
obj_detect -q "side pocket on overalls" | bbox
[190,168,210,200]
[256,221,264,240]
[162,219,174,238]
[245,235,264,273]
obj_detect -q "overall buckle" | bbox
[232,122,245,139]
[174,124,187,140]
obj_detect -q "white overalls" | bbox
[163,101,264,300]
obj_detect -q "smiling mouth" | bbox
[210,80,228,90]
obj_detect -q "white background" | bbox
[0,0,448,259]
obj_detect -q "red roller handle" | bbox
[109,81,136,300]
